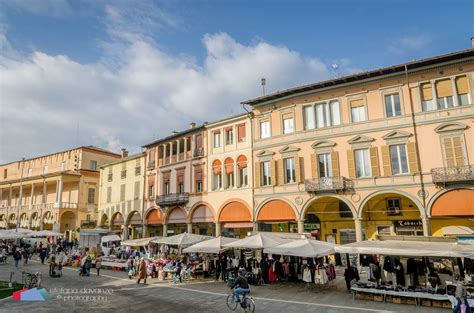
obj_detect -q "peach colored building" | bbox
[97,150,146,240]
[241,48,474,244]
[0,146,120,239]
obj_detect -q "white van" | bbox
[100,234,122,256]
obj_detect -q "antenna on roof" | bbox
[331,63,340,78]
[261,78,266,96]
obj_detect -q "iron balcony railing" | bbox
[147,161,156,170]
[304,176,353,193]
[431,165,474,185]
[193,147,205,158]
[156,192,189,207]
[80,220,97,228]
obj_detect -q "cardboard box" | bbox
[421,299,431,307]
[392,297,402,304]
[442,301,452,309]
[374,295,383,302]
[385,295,393,303]
[406,298,416,305]
[432,300,443,308]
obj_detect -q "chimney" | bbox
[189,122,196,129]
[121,148,128,158]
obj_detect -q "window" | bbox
[213,131,221,148]
[3,169,7,179]
[226,173,234,188]
[354,149,371,177]
[237,124,246,142]
[148,184,154,198]
[377,225,392,235]
[106,187,112,203]
[260,121,270,139]
[134,181,140,200]
[120,184,126,201]
[442,136,466,167]
[177,174,184,193]
[27,168,32,177]
[43,165,48,174]
[87,188,95,204]
[420,82,436,111]
[178,182,184,193]
[261,161,271,186]
[456,76,470,105]
[303,105,316,130]
[318,153,332,178]
[304,101,340,130]
[239,167,248,187]
[107,167,113,181]
[284,158,296,184]
[389,144,409,175]
[387,198,401,216]
[384,93,402,117]
[339,202,352,218]
[164,181,170,195]
[435,79,454,109]
[60,161,66,171]
[196,181,203,193]
[225,128,233,145]
[195,170,203,193]
[213,173,222,190]
[212,160,222,190]
[350,99,366,123]
[283,116,294,134]
[90,160,98,171]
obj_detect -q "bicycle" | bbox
[22,271,39,288]
[227,290,255,313]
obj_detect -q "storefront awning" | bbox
[432,189,474,217]
[167,207,187,224]
[146,209,163,225]
[335,239,474,258]
[192,205,215,223]
[223,222,253,228]
[219,201,251,223]
[257,200,296,222]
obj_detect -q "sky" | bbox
[0,0,472,164]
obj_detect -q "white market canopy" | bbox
[151,233,213,247]
[264,239,335,258]
[183,236,238,254]
[122,236,162,247]
[0,228,35,239]
[102,234,122,243]
[31,230,63,237]
[223,232,291,249]
[335,239,474,258]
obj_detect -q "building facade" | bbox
[0,146,120,239]
[97,150,146,240]
[242,49,474,244]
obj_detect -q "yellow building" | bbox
[0,146,121,240]
[97,150,146,240]
[241,48,474,243]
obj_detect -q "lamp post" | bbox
[261,78,266,96]
[16,157,25,232]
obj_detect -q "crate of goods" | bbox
[355,293,364,300]
[406,298,416,305]
[421,299,431,307]
[392,296,402,304]
[442,301,452,309]
[386,295,393,303]
[374,295,383,302]
[71,260,79,268]
[364,293,374,301]
[432,300,443,308]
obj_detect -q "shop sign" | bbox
[304,223,320,230]
[394,220,422,228]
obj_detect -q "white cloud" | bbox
[3,0,73,18]
[388,34,432,55]
[0,3,339,164]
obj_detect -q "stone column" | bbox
[142,224,148,237]
[122,225,129,241]
[252,222,258,232]
[163,144,167,165]
[421,216,431,236]
[169,142,173,163]
[162,224,168,237]
[215,222,221,237]
[354,218,363,242]
[451,78,459,107]
[187,223,192,234]
[29,183,35,209]
[176,139,180,162]
[297,220,304,234]
[184,137,188,160]
[233,163,238,188]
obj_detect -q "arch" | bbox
[60,211,76,233]
[256,199,297,222]
[237,155,247,164]
[301,195,357,220]
[190,205,215,223]
[165,207,187,224]
[126,211,142,226]
[224,157,234,174]
[30,212,41,230]
[146,208,164,225]
[427,185,474,218]
[43,211,54,230]
[255,198,298,223]
[111,212,124,226]
[0,214,6,229]
[358,189,425,219]
[59,210,76,221]
[8,213,16,224]
[19,213,29,228]
[100,213,109,227]
[188,201,216,223]
[212,159,222,175]
[430,188,474,217]
[218,200,252,223]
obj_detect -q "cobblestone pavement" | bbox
[0,257,447,313]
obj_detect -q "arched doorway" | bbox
[60,211,76,241]
[145,208,163,237]
[302,196,355,244]
[111,212,125,235]
[0,214,7,229]
[218,201,252,238]
[8,214,16,229]
[30,212,41,230]
[360,192,423,239]
[166,207,187,235]
[190,205,215,236]
[43,211,54,231]
[100,213,109,229]
[126,211,143,239]
[429,188,474,236]
[257,199,297,233]
[19,213,29,229]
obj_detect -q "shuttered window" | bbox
[107,187,112,203]
[261,161,271,186]
[389,144,409,175]
[134,181,140,200]
[237,124,246,142]
[455,76,470,105]
[435,79,453,97]
[284,158,296,184]
[442,137,466,167]
[420,83,436,111]
[120,184,126,201]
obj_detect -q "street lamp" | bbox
[261,78,266,96]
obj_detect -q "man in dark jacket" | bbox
[230,269,250,305]
[13,249,22,268]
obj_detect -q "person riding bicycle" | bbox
[230,268,250,305]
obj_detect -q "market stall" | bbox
[182,236,237,254]
[335,236,474,308]
[264,238,335,258]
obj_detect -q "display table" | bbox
[101,258,128,269]
[351,286,450,306]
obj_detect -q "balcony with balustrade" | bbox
[431,165,474,186]
[304,176,353,193]
[147,160,156,170]
[193,147,205,158]
[156,192,189,207]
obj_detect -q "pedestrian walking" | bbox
[13,249,22,268]
[95,253,102,276]
[39,248,46,264]
[22,248,29,265]
[137,258,147,285]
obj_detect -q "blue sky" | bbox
[0,0,472,163]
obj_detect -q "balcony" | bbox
[80,220,97,229]
[121,170,127,179]
[304,176,353,193]
[156,192,189,207]
[193,147,204,158]
[431,165,474,185]
[147,161,156,170]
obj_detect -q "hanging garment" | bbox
[303,267,312,283]
[268,264,278,282]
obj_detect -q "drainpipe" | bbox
[404,64,429,236]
